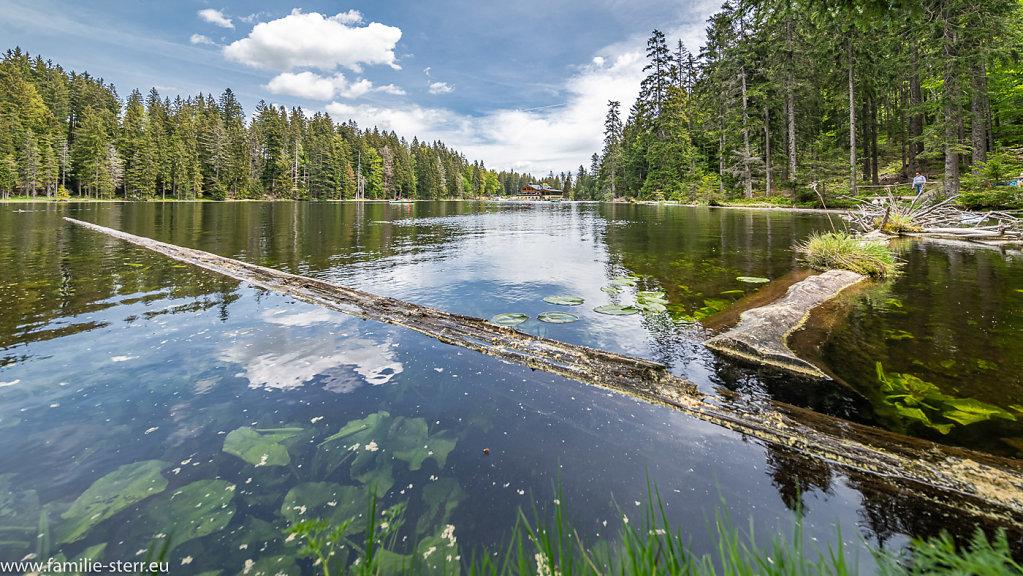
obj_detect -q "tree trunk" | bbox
[942,9,960,196]
[764,106,772,195]
[848,35,857,195]
[862,97,870,180]
[719,132,725,196]
[786,16,797,183]
[971,61,988,172]
[909,44,924,174]
[871,96,879,184]
[741,64,753,199]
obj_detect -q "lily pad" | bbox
[142,479,236,549]
[223,426,300,467]
[736,276,770,284]
[57,460,168,544]
[633,301,667,313]
[489,313,529,326]
[600,285,623,294]
[720,290,745,296]
[537,312,579,324]
[543,296,584,306]
[594,304,639,316]
[611,276,638,286]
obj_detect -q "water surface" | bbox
[1,201,1019,573]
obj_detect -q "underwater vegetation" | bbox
[876,363,1018,434]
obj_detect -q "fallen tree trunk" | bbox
[703,270,865,379]
[65,217,1023,531]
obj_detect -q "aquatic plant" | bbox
[594,304,639,315]
[543,296,584,306]
[795,231,900,278]
[490,313,529,326]
[736,276,770,284]
[537,312,579,323]
[876,363,1016,434]
[285,486,1020,575]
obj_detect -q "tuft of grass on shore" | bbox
[795,231,901,278]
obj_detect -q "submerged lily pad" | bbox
[594,304,639,316]
[389,417,457,471]
[223,426,300,467]
[600,285,623,294]
[736,276,770,284]
[416,478,466,536]
[489,313,529,326]
[543,296,584,306]
[282,482,366,537]
[537,312,579,324]
[636,290,666,299]
[57,460,168,544]
[142,479,236,549]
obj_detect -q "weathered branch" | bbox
[64,217,1023,530]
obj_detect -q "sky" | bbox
[2,0,721,176]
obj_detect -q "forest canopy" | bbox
[590,0,1023,204]
[0,48,546,201]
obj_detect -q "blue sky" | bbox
[2,0,720,175]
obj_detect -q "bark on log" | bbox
[64,217,1023,530]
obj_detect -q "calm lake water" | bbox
[1,201,1020,573]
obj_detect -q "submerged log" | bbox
[65,217,1023,530]
[703,270,865,379]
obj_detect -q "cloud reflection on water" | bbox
[220,307,403,391]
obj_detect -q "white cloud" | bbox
[266,71,406,101]
[376,84,406,96]
[317,11,717,175]
[323,48,643,174]
[189,33,216,46]
[223,9,402,73]
[198,8,234,29]
[428,82,453,95]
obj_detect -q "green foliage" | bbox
[876,363,1016,434]
[283,485,1021,576]
[795,231,900,278]
[957,189,1023,210]
[55,460,168,544]
[0,49,510,201]
[223,426,302,467]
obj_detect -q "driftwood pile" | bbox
[841,192,1022,247]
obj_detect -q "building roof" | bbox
[522,183,562,192]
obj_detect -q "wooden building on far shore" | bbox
[519,183,563,200]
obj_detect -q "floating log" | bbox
[64,217,1023,530]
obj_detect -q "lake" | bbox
[1,201,1020,573]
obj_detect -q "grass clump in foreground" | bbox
[796,231,901,278]
[285,488,1021,575]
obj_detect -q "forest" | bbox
[2,1,1023,206]
[591,0,1023,206]
[0,48,546,202]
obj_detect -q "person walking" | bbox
[913,172,927,196]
